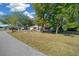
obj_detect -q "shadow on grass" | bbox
[40,30,79,37]
[60,31,79,37]
[9,29,79,37]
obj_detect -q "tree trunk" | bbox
[41,25,44,32]
[56,18,62,34]
[56,26,59,34]
[41,18,45,32]
[56,24,61,34]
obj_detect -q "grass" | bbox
[9,31,79,56]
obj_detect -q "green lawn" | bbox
[9,31,79,56]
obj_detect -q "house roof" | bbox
[0,24,9,27]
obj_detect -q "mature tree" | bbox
[3,12,34,30]
[13,12,34,30]
[62,4,79,31]
[33,3,65,33]
[32,4,49,32]
[33,3,79,34]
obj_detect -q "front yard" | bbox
[9,31,79,56]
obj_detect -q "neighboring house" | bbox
[29,25,41,31]
[0,22,9,30]
[0,24,9,28]
[29,24,53,32]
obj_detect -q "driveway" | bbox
[0,31,45,56]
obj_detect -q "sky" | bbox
[0,3,35,19]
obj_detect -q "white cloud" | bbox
[6,3,34,19]
[0,12,6,15]
[30,12,35,15]
[0,3,2,5]
[7,3,30,12]
[23,11,34,19]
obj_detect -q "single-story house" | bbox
[29,25,41,31]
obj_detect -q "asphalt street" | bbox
[0,31,45,56]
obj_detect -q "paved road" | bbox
[0,31,45,56]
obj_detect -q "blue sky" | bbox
[0,3,35,19]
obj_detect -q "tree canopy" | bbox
[32,3,79,34]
